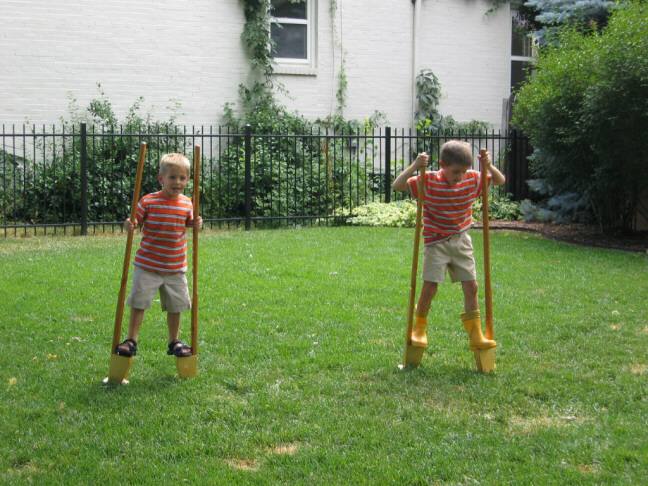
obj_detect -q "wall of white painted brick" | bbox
[1,0,512,130]
[0,0,248,125]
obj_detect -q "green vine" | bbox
[329,0,348,113]
[237,0,279,116]
[486,0,510,15]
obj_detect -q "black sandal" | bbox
[116,338,138,357]
[167,340,192,357]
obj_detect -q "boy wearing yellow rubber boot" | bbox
[392,141,505,353]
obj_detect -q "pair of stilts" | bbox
[105,143,201,384]
[402,149,496,373]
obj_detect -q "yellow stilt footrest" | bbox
[474,348,496,373]
[106,353,133,384]
[402,344,425,369]
[176,355,198,378]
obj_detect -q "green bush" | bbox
[346,193,522,228]
[220,91,383,225]
[345,200,417,227]
[513,2,648,234]
[472,192,523,222]
[1,86,185,225]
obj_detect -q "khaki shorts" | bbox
[422,231,477,283]
[126,266,191,313]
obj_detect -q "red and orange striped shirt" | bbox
[133,191,193,273]
[408,170,490,246]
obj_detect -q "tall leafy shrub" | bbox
[2,88,186,225]
[513,2,648,234]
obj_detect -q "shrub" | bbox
[2,86,184,225]
[472,192,523,222]
[346,192,522,228]
[513,2,648,234]
[345,200,417,228]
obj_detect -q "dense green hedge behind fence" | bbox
[1,123,529,236]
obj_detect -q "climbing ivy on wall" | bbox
[238,0,349,119]
[328,0,348,113]
[237,0,277,115]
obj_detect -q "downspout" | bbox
[412,0,421,129]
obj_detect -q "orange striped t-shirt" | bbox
[408,170,490,246]
[133,191,193,273]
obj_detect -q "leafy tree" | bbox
[513,1,648,234]
[523,0,630,44]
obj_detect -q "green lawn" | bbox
[1,227,646,485]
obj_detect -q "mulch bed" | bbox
[472,221,648,253]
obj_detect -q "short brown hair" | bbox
[159,153,191,175]
[440,141,473,167]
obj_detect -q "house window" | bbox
[511,11,537,92]
[271,0,316,70]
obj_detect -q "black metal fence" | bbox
[1,123,531,237]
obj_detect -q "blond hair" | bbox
[440,141,473,167]
[159,153,191,175]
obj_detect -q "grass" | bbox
[1,226,647,485]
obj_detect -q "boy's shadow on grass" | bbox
[390,355,498,387]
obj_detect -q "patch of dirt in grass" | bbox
[268,443,300,455]
[626,363,647,375]
[509,414,585,434]
[225,458,261,472]
[577,462,601,474]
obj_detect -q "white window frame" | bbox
[510,9,537,92]
[271,0,317,76]
[510,9,537,64]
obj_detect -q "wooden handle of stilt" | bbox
[406,159,426,345]
[480,148,493,340]
[191,146,200,355]
[112,142,147,352]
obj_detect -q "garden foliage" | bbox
[346,193,521,228]
[1,87,186,225]
[513,1,648,234]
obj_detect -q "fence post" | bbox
[244,124,252,230]
[80,122,88,236]
[384,126,392,203]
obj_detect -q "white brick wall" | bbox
[0,0,247,125]
[1,0,512,130]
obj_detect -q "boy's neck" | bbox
[160,189,182,200]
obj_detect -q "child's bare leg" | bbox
[167,312,181,342]
[416,281,438,316]
[461,280,479,313]
[116,308,144,355]
[167,312,191,356]
[127,308,145,339]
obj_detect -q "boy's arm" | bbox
[392,153,429,192]
[478,151,506,187]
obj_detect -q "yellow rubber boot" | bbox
[411,315,428,348]
[460,310,496,351]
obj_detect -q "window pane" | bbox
[271,23,307,59]
[271,0,306,19]
[512,31,533,57]
[511,14,534,57]
[511,60,533,92]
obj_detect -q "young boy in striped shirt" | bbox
[116,153,203,359]
[392,141,505,352]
